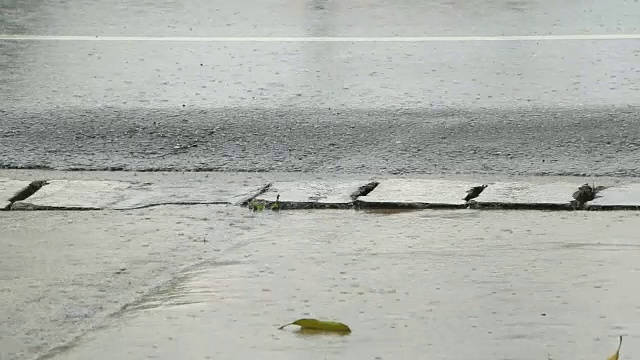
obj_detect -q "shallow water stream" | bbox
[42,209,640,360]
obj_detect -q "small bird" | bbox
[572,183,596,208]
[270,194,281,211]
[464,184,488,202]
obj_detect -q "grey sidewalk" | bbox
[1,203,251,360]
[1,170,639,211]
[3,203,638,360]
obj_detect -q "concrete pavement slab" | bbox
[111,181,270,210]
[252,180,374,209]
[587,183,640,210]
[475,182,578,209]
[10,178,270,210]
[4,170,640,212]
[355,179,478,209]
[0,178,32,210]
[11,180,132,210]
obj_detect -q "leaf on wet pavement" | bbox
[607,336,622,360]
[278,318,351,333]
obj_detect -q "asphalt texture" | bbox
[1,106,639,176]
[1,0,640,176]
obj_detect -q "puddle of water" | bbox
[54,210,640,360]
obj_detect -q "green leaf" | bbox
[248,201,265,212]
[278,318,351,333]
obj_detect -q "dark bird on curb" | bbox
[572,182,607,209]
[572,183,596,208]
[270,194,281,211]
[464,184,488,202]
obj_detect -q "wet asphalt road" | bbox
[1,0,640,176]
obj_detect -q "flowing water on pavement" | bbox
[17,208,638,360]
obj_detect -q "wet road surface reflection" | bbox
[53,210,640,360]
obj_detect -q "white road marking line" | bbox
[1,34,640,42]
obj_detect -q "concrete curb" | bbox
[1,173,639,211]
